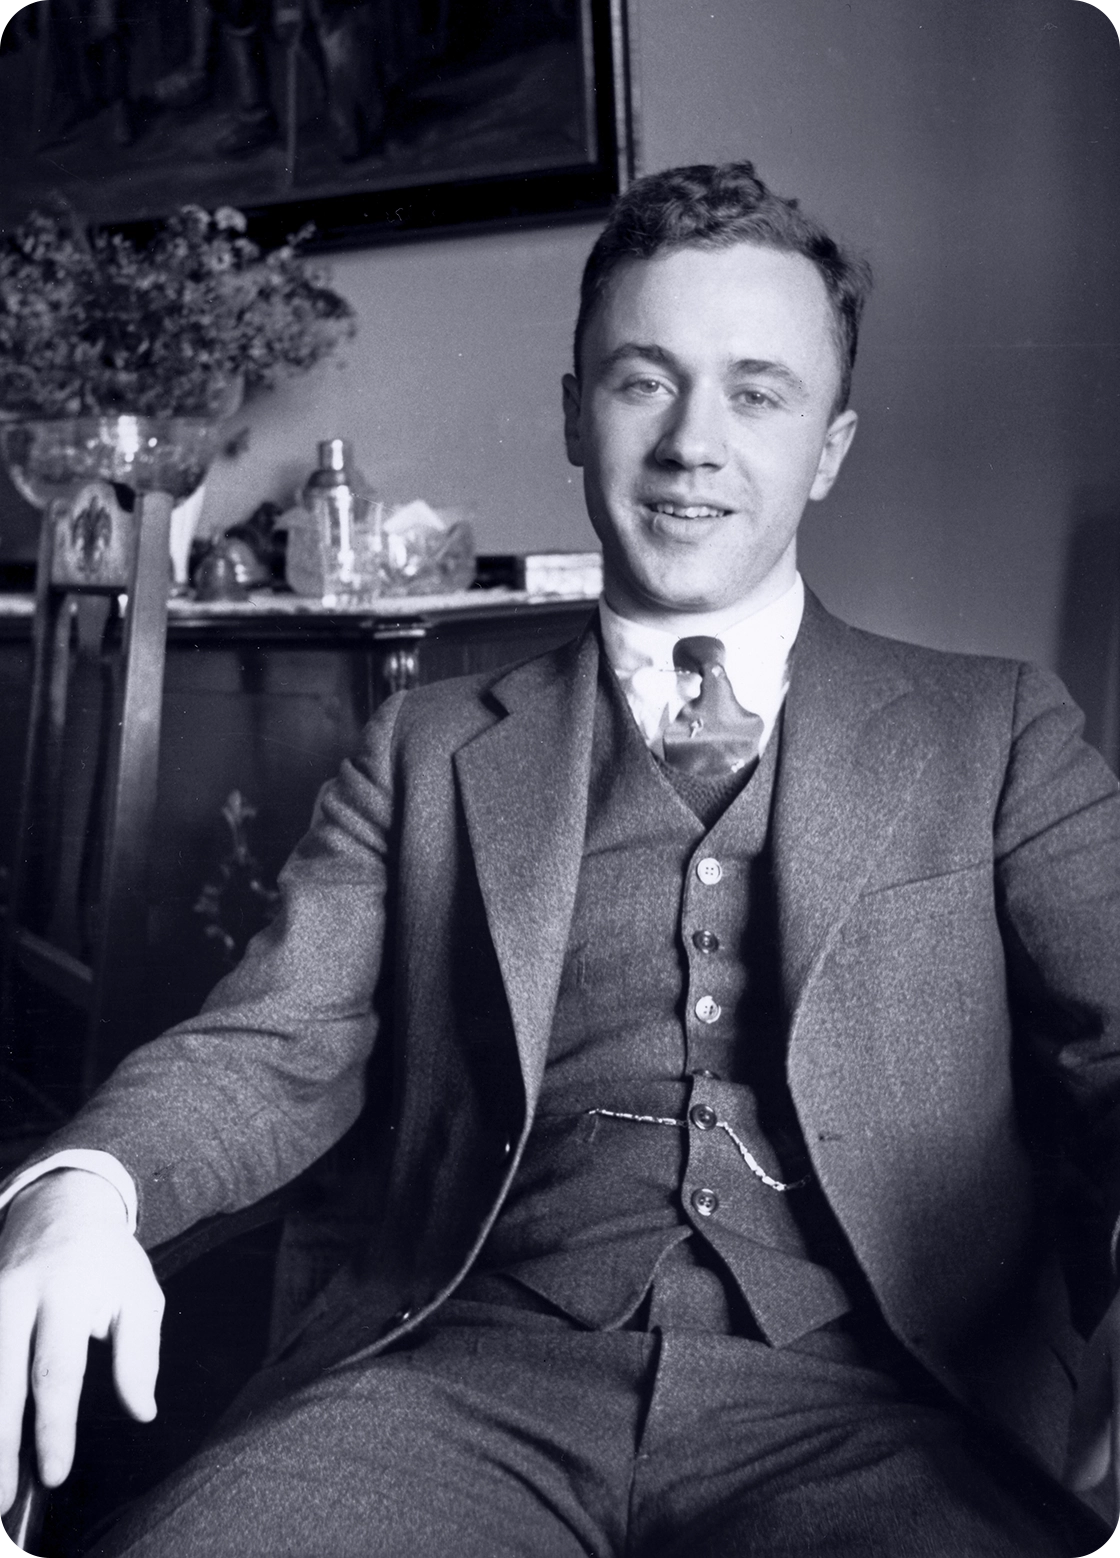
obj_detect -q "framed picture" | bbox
[0,0,637,248]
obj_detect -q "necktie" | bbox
[661,636,763,778]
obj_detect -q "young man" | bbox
[1,161,1118,1556]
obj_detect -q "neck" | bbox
[604,568,799,638]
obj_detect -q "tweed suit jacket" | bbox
[36,590,1120,1475]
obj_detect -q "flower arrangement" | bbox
[0,205,355,419]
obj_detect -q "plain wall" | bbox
[3,0,1118,748]
[635,0,1120,755]
[193,221,601,557]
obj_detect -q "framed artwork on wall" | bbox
[0,0,637,248]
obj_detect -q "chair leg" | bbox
[87,491,172,1090]
[0,512,71,1127]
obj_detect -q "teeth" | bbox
[651,503,726,519]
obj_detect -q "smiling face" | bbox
[563,242,858,631]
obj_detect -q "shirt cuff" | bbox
[0,1150,137,1232]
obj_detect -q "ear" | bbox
[562,373,584,467]
[808,408,858,502]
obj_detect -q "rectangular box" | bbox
[519,552,603,599]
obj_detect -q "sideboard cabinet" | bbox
[0,592,594,1112]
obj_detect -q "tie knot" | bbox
[672,635,726,678]
[663,633,761,778]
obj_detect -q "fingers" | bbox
[0,1279,33,1512]
[110,1269,164,1424]
[30,1305,92,1488]
[0,1174,165,1509]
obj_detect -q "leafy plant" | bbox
[0,205,355,418]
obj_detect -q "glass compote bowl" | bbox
[0,415,228,592]
[0,415,222,509]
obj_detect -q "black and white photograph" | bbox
[0,2,1119,1556]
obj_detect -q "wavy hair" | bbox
[574,161,872,414]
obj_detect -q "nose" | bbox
[653,385,728,470]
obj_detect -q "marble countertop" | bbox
[0,585,600,620]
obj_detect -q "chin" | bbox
[647,565,734,606]
[639,582,734,618]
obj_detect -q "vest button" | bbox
[696,857,722,885]
[694,995,721,1024]
[691,1187,719,1217]
[692,929,720,953]
[689,1104,718,1131]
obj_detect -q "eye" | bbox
[733,387,779,410]
[619,374,671,399]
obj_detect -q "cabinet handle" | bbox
[383,646,420,694]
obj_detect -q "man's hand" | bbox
[1065,1287,1120,1524]
[0,1169,164,1514]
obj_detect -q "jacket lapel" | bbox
[773,593,938,1033]
[454,621,600,1102]
[455,594,938,1097]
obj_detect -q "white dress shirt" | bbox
[598,572,804,759]
[0,575,806,1233]
[0,1146,136,1229]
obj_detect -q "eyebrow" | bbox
[727,358,808,397]
[598,342,808,398]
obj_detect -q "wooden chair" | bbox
[1,479,174,1115]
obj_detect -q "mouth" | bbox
[644,500,732,521]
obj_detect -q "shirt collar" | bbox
[597,574,805,752]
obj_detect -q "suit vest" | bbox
[470,660,862,1346]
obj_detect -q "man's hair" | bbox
[574,160,872,415]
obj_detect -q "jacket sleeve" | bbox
[4,690,410,1250]
[994,662,1120,1298]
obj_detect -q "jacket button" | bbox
[691,1187,719,1217]
[694,995,721,1024]
[690,1104,718,1131]
[696,857,722,885]
[692,929,719,953]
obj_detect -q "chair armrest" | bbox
[148,1184,307,1282]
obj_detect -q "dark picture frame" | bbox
[0,0,637,249]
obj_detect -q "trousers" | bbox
[91,1297,1100,1558]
